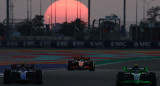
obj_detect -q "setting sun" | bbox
[44,0,88,24]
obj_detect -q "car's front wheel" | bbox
[116,72,124,86]
[89,61,95,71]
[35,70,43,84]
[149,72,157,86]
[67,61,73,70]
[3,70,11,84]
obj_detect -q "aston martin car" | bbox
[116,64,156,86]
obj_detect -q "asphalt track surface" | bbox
[0,59,160,86]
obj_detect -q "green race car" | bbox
[116,64,156,86]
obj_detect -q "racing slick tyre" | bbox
[67,61,73,70]
[35,70,43,84]
[89,61,95,71]
[116,72,124,86]
[149,72,157,86]
[3,70,11,84]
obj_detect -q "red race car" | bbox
[67,56,95,71]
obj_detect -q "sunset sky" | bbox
[44,0,88,24]
[0,0,159,25]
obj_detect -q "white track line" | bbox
[43,68,65,72]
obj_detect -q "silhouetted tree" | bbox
[58,18,87,40]
[70,18,87,31]
[17,21,32,36]
[147,6,160,21]
[17,15,45,36]
[31,15,44,29]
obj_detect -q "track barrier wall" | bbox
[0,40,160,49]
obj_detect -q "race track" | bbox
[0,59,160,86]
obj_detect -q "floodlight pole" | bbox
[65,0,67,22]
[136,0,138,41]
[143,0,146,20]
[51,0,53,29]
[77,0,79,18]
[80,0,81,19]
[88,0,90,29]
[30,0,32,20]
[6,0,10,40]
[123,0,126,33]
[7,0,9,27]
[40,0,42,15]
[55,0,57,40]
[27,0,29,20]
[136,0,138,26]
[55,0,56,24]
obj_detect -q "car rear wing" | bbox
[74,57,90,60]
[11,64,34,70]
[83,57,90,60]
[123,67,148,72]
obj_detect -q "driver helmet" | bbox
[21,62,26,68]
[133,64,139,70]
[134,64,139,68]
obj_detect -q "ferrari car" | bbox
[3,63,43,84]
[116,64,156,86]
[67,56,95,71]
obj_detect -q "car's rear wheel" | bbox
[149,72,156,86]
[35,70,43,84]
[3,70,11,84]
[116,72,124,86]
[89,61,95,71]
[67,61,73,70]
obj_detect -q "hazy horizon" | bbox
[0,0,159,25]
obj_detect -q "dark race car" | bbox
[116,64,157,86]
[3,63,43,84]
[67,56,95,71]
